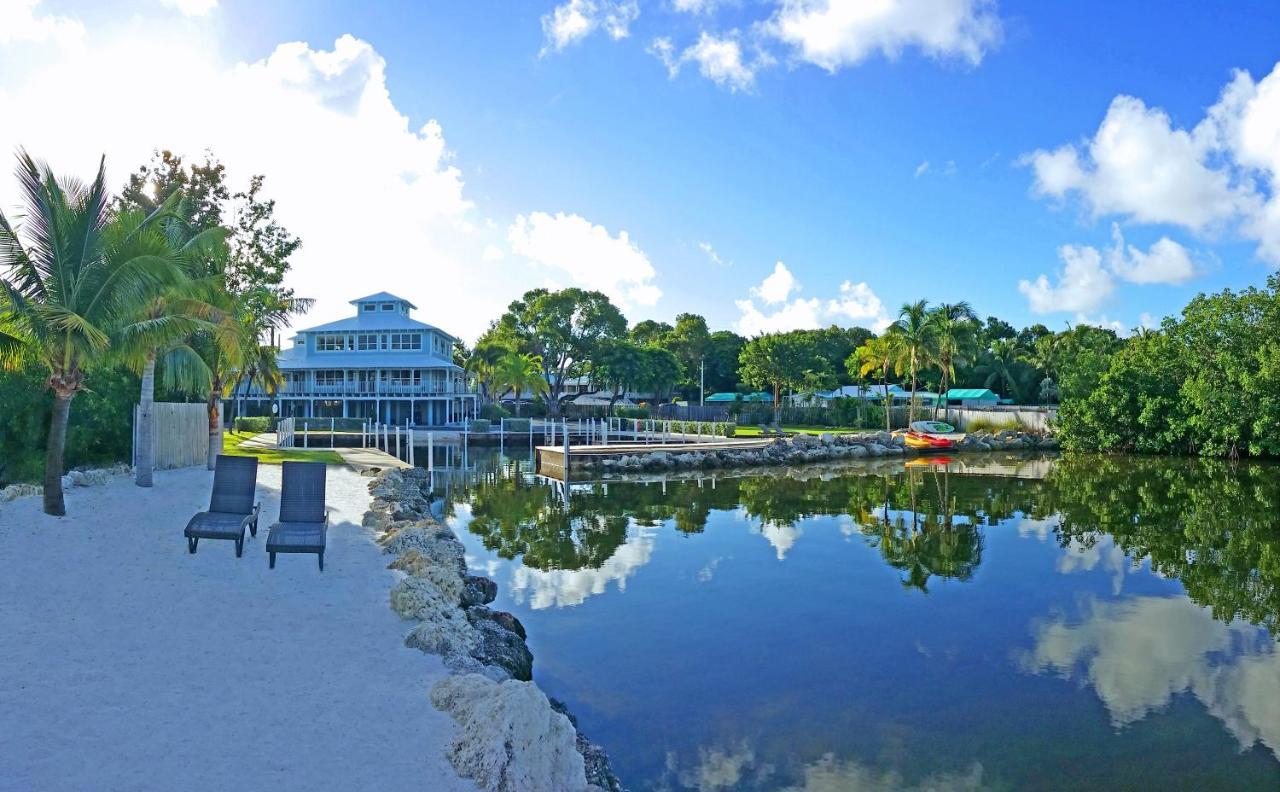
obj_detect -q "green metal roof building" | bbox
[945,388,1000,406]
[705,391,773,403]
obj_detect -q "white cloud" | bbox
[1019,225,1196,317]
[159,0,218,17]
[0,11,658,342]
[736,262,892,334]
[766,0,1002,72]
[914,160,930,178]
[1025,96,1248,231]
[509,524,659,609]
[650,31,760,92]
[507,211,662,308]
[540,0,639,54]
[751,260,798,304]
[672,0,723,12]
[1026,63,1280,265]
[1018,244,1115,314]
[735,295,824,336]
[827,280,892,331]
[1106,224,1196,285]
[1073,314,1128,335]
[481,244,505,262]
[698,240,729,266]
[0,0,83,46]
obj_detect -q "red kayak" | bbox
[904,431,954,450]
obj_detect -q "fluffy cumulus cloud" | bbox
[1020,595,1280,758]
[1025,62,1280,265]
[1018,244,1115,315]
[735,261,891,335]
[0,4,662,340]
[540,0,639,54]
[649,31,762,92]
[827,280,892,331]
[1019,225,1196,317]
[0,0,83,45]
[507,211,662,308]
[766,0,1002,71]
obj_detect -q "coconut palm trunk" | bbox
[136,353,157,487]
[207,382,222,470]
[43,389,74,516]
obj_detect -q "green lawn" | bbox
[734,425,877,437]
[222,431,343,465]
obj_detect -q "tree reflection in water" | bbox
[452,451,1280,630]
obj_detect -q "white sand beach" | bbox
[0,465,478,792]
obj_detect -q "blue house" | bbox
[233,292,476,425]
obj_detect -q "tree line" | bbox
[0,149,306,514]
[466,288,1082,422]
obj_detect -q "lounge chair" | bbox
[265,461,329,571]
[769,423,793,437]
[184,455,261,557]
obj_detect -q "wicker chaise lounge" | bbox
[184,455,261,557]
[265,461,329,571]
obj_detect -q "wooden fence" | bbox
[133,402,209,470]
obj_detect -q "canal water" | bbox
[435,450,1280,791]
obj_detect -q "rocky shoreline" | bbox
[580,429,1059,476]
[363,467,623,792]
[0,462,132,503]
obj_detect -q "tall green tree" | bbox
[491,288,627,415]
[851,335,895,431]
[887,300,935,423]
[0,152,185,515]
[928,302,977,421]
[739,332,830,423]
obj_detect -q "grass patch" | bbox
[962,416,1024,434]
[734,425,873,436]
[222,431,343,465]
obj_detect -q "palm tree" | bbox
[853,336,895,431]
[975,338,1025,402]
[888,300,935,424]
[466,340,513,403]
[196,282,311,469]
[0,151,184,515]
[493,351,546,416]
[928,301,977,422]
[113,204,226,487]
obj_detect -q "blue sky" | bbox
[2,1,1280,339]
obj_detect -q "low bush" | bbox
[963,416,1023,434]
[505,418,531,433]
[469,419,492,433]
[614,406,650,419]
[233,416,278,433]
[479,403,510,421]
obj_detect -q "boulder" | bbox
[461,575,499,606]
[430,674,589,792]
[467,607,533,681]
[848,445,869,458]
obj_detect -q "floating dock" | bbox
[335,447,414,472]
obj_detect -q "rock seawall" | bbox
[364,467,623,792]
[580,430,1059,476]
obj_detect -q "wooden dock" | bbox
[535,438,772,478]
[335,447,413,472]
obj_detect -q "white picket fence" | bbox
[133,402,209,470]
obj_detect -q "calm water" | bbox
[436,451,1280,791]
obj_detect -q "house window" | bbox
[315,370,345,387]
[316,335,345,352]
[390,333,421,351]
[380,303,394,312]
[362,304,375,312]
[382,370,419,387]
[356,334,379,351]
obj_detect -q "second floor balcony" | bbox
[235,377,473,398]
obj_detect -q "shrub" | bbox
[963,416,1023,434]
[505,418,531,433]
[479,402,510,421]
[234,416,278,433]
[469,419,492,433]
[614,405,650,419]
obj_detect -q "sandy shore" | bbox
[0,464,478,792]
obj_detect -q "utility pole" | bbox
[700,357,705,407]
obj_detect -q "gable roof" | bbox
[292,313,449,336]
[350,291,417,309]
